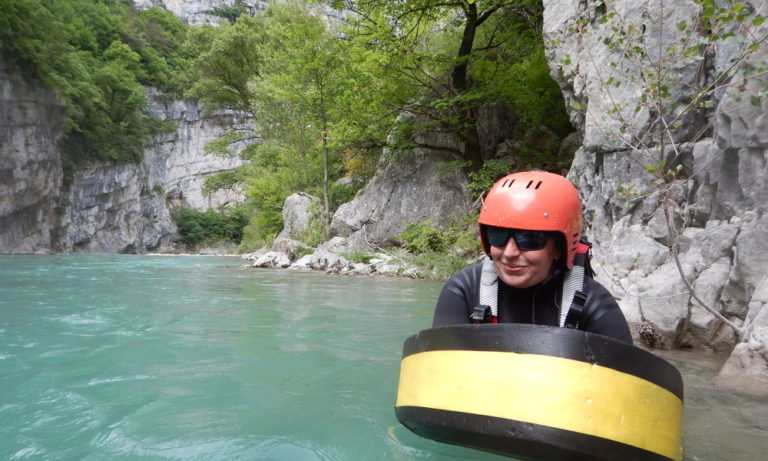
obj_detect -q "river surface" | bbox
[1,255,766,460]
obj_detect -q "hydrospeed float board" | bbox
[395,324,684,461]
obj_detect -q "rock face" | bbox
[278,192,321,241]
[543,0,768,387]
[330,132,473,252]
[0,58,253,254]
[134,0,270,25]
[0,58,66,253]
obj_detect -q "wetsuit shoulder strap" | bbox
[471,256,498,324]
[560,239,592,328]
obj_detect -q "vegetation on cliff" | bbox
[0,0,192,180]
[1,0,572,260]
[191,0,573,251]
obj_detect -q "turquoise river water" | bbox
[1,255,766,460]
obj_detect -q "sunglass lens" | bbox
[514,230,548,250]
[486,228,549,250]
[486,228,510,247]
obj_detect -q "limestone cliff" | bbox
[0,58,253,254]
[133,0,269,25]
[543,0,768,387]
[0,59,66,253]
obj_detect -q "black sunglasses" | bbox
[486,227,550,251]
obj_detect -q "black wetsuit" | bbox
[432,262,633,344]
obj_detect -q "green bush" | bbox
[173,207,248,247]
[238,218,275,253]
[397,220,452,255]
[203,168,247,196]
[295,201,328,248]
[329,180,363,211]
[410,253,476,280]
[395,216,482,279]
[343,251,374,264]
[397,219,480,256]
[468,160,510,199]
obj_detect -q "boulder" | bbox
[277,193,321,241]
[331,132,472,251]
[543,0,768,383]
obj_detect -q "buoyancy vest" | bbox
[470,238,594,328]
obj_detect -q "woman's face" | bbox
[489,230,560,288]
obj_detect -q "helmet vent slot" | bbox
[525,180,543,189]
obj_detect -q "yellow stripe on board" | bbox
[396,350,683,461]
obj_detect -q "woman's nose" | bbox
[502,237,522,256]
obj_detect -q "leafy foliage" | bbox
[394,214,482,278]
[185,15,263,113]
[202,167,248,197]
[173,207,249,247]
[0,0,193,180]
[336,0,571,171]
[343,251,375,264]
[468,159,511,199]
[398,220,455,255]
[186,1,396,243]
[397,219,480,256]
[211,0,249,24]
[410,252,478,280]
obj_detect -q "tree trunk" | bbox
[452,2,483,172]
[322,120,330,225]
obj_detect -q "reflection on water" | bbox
[0,255,766,461]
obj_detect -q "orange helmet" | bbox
[478,171,583,268]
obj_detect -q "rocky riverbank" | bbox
[240,236,422,278]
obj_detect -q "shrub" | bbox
[410,253,475,280]
[397,220,452,255]
[329,179,363,211]
[343,251,374,264]
[468,159,510,199]
[173,207,248,247]
[395,217,482,279]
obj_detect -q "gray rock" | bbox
[253,251,291,268]
[331,133,472,252]
[270,236,313,262]
[278,193,321,241]
[134,0,271,26]
[317,236,352,254]
[544,0,768,389]
[0,58,254,254]
[0,57,65,253]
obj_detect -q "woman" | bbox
[432,170,632,344]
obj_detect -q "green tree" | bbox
[174,207,249,247]
[192,1,389,242]
[335,0,563,171]
[186,15,264,114]
[256,1,357,223]
[123,6,192,96]
[211,0,249,24]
